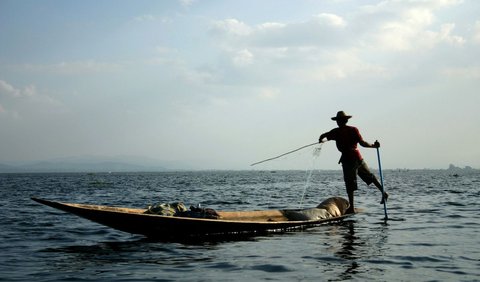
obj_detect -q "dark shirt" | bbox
[324,125,363,163]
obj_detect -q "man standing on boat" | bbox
[319,111,388,214]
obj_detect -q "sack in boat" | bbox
[282,197,350,221]
[316,197,350,217]
[144,202,188,216]
[176,206,220,219]
[282,208,332,221]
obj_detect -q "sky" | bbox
[0,0,479,170]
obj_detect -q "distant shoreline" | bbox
[1,167,478,174]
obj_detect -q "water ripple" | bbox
[1,170,479,281]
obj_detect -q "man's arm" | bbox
[319,132,329,143]
[359,140,380,148]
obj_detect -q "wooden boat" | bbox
[31,197,354,239]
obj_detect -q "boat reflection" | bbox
[334,219,390,280]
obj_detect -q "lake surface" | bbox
[0,170,479,281]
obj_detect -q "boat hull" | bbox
[32,198,353,238]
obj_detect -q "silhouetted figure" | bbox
[319,111,388,214]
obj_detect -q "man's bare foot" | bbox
[345,207,355,214]
[380,192,389,204]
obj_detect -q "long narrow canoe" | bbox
[32,197,354,238]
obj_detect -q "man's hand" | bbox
[373,140,380,148]
[319,134,326,143]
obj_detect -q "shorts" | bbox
[342,159,376,193]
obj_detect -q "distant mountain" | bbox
[0,156,192,173]
[448,164,476,171]
[0,163,22,173]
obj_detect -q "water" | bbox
[1,170,479,281]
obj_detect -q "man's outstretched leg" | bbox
[372,178,389,204]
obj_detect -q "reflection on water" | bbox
[321,219,391,280]
[337,221,361,278]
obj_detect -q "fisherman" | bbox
[319,111,388,214]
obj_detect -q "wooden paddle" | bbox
[376,142,389,220]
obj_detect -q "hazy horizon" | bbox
[0,153,477,173]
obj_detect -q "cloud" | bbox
[0,79,33,117]
[148,47,182,65]
[202,0,470,90]
[16,60,123,75]
[208,13,352,82]
[209,1,465,53]
[232,49,253,66]
[179,0,196,7]
[373,8,435,51]
[210,18,252,37]
[314,13,347,28]
[133,14,172,24]
[0,79,36,98]
[0,79,62,118]
[258,87,280,100]
[473,20,480,44]
[441,66,480,79]
[0,80,20,97]
[249,14,348,48]
[134,14,156,22]
[438,23,465,46]
[367,2,466,51]
[374,22,465,51]
[301,50,388,81]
